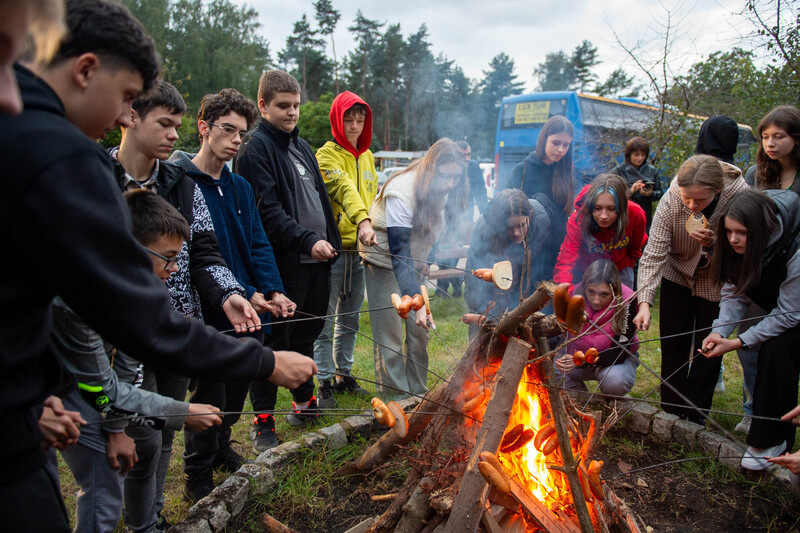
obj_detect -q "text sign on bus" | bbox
[514,101,550,125]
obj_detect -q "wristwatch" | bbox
[739,338,750,350]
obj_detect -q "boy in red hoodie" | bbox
[313,91,378,407]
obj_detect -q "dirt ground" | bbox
[229,425,800,533]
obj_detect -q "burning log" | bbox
[443,336,532,533]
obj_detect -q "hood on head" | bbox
[696,115,739,164]
[329,91,373,158]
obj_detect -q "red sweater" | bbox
[553,185,648,284]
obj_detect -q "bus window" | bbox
[500,98,567,129]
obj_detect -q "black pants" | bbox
[659,278,722,423]
[250,262,330,412]
[748,325,800,450]
[0,459,70,532]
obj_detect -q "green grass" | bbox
[58,287,759,529]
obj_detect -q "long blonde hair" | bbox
[378,138,466,254]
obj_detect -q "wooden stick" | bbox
[370,493,398,502]
[538,337,595,533]
[507,478,580,533]
[261,513,298,533]
[443,337,532,533]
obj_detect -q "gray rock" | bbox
[213,475,249,517]
[255,441,302,469]
[318,423,349,449]
[697,430,727,456]
[340,415,372,442]
[718,439,747,468]
[672,419,704,447]
[651,412,679,442]
[183,496,230,532]
[301,431,327,450]
[166,520,213,533]
[397,397,420,411]
[628,402,659,434]
[235,463,276,489]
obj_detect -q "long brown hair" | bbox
[378,138,466,253]
[486,189,534,254]
[580,173,629,245]
[575,259,627,335]
[711,189,779,294]
[755,106,800,189]
[535,115,574,214]
[676,154,725,191]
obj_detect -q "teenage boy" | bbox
[235,70,341,452]
[170,88,294,501]
[51,189,225,533]
[111,80,263,530]
[0,1,314,529]
[313,91,378,408]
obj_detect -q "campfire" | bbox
[339,284,646,533]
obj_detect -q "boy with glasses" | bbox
[170,88,292,501]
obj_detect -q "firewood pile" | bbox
[338,284,649,533]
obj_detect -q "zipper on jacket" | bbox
[356,160,360,193]
[217,185,224,197]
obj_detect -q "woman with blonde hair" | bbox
[360,138,465,398]
[634,153,747,424]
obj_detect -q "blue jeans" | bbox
[313,253,365,381]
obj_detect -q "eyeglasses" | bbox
[207,122,249,141]
[146,248,180,271]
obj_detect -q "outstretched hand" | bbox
[223,294,261,333]
[270,351,317,389]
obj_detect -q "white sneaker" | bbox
[741,441,787,471]
[735,416,752,434]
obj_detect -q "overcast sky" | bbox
[234,0,758,95]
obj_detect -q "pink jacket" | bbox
[569,283,639,363]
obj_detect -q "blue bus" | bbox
[493,91,755,190]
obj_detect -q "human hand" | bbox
[184,403,223,431]
[39,396,85,450]
[781,405,800,426]
[249,292,272,314]
[268,292,295,318]
[698,333,735,358]
[640,185,654,197]
[106,431,138,473]
[357,219,377,246]
[270,351,318,389]
[767,451,800,475]
[631,180,645,195]
[633,303,651,331]
[689,228,715,247]
[311,240,336,261]
[222,294,261,333]
[555,353,575,374]
[415,308,430,330]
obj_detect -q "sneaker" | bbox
[212,446,252,473]
[741,441,787,471]
[318,379,336,409]
[285,397,320,427]
[251,414,278,453]
[155,513,171,532]
[735,416,752,434]
[334,375,371,397]
[184,472,214,503]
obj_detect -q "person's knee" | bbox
[599,369,635,396]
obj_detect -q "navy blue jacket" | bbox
[170,151,285,332]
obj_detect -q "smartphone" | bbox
[643,181,655,188]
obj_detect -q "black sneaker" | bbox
[184,471,214,503]
[285,397,320,427]
[318,380,336,409]
[211,445,252,473]
[334,375,370,397]
[251,414,278,453]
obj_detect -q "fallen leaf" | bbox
[617,460,632,473]
[636,478,648,487]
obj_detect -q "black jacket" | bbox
[111,156,243,318]
[234,118,341,279]
[610,161,663,227]
[0,65,276,482]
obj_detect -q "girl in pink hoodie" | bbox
[555,259,640,395]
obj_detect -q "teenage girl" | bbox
[501,115,575,282]
[556,260,640,395]
[634,154,747,424]
[553,173,647,288]
[745,105,800,193]
[702,189,800,470]
[360,138,465,399]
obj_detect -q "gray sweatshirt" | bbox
[711,220,800,346]
[50,297,188,453]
